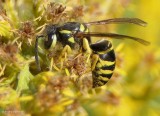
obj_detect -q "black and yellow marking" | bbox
[57,22,90,48]
[35,18,149,88]
[90,40,115,88]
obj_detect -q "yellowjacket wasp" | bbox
[35,18,150,88]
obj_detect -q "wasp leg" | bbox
[82,38,92,63]
[59,45,72,70]
[90,39,116,88]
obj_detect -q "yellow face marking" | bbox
[68,37,75,43]
[60,30,72,34]
[80,24,85,32]
[50,34,57,49]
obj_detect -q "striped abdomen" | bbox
[90,40,116,88]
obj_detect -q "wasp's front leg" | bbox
[49,45,72,71]
[59,45,72,70]
[82,38,92,63]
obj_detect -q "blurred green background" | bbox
[0,0,160,116]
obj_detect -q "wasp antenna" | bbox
[35,35,44,71]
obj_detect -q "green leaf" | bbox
[0,21,12,37]
[0,73,17,87]
[16,64,33,95]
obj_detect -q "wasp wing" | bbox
[75,32,150,46]
[85,18,147,27]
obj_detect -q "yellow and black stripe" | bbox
[58,22,90,48]
[90,39,115,88]
[35,18,149,88]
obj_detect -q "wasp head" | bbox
[44,24,58,49]
[35,24,58,71]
